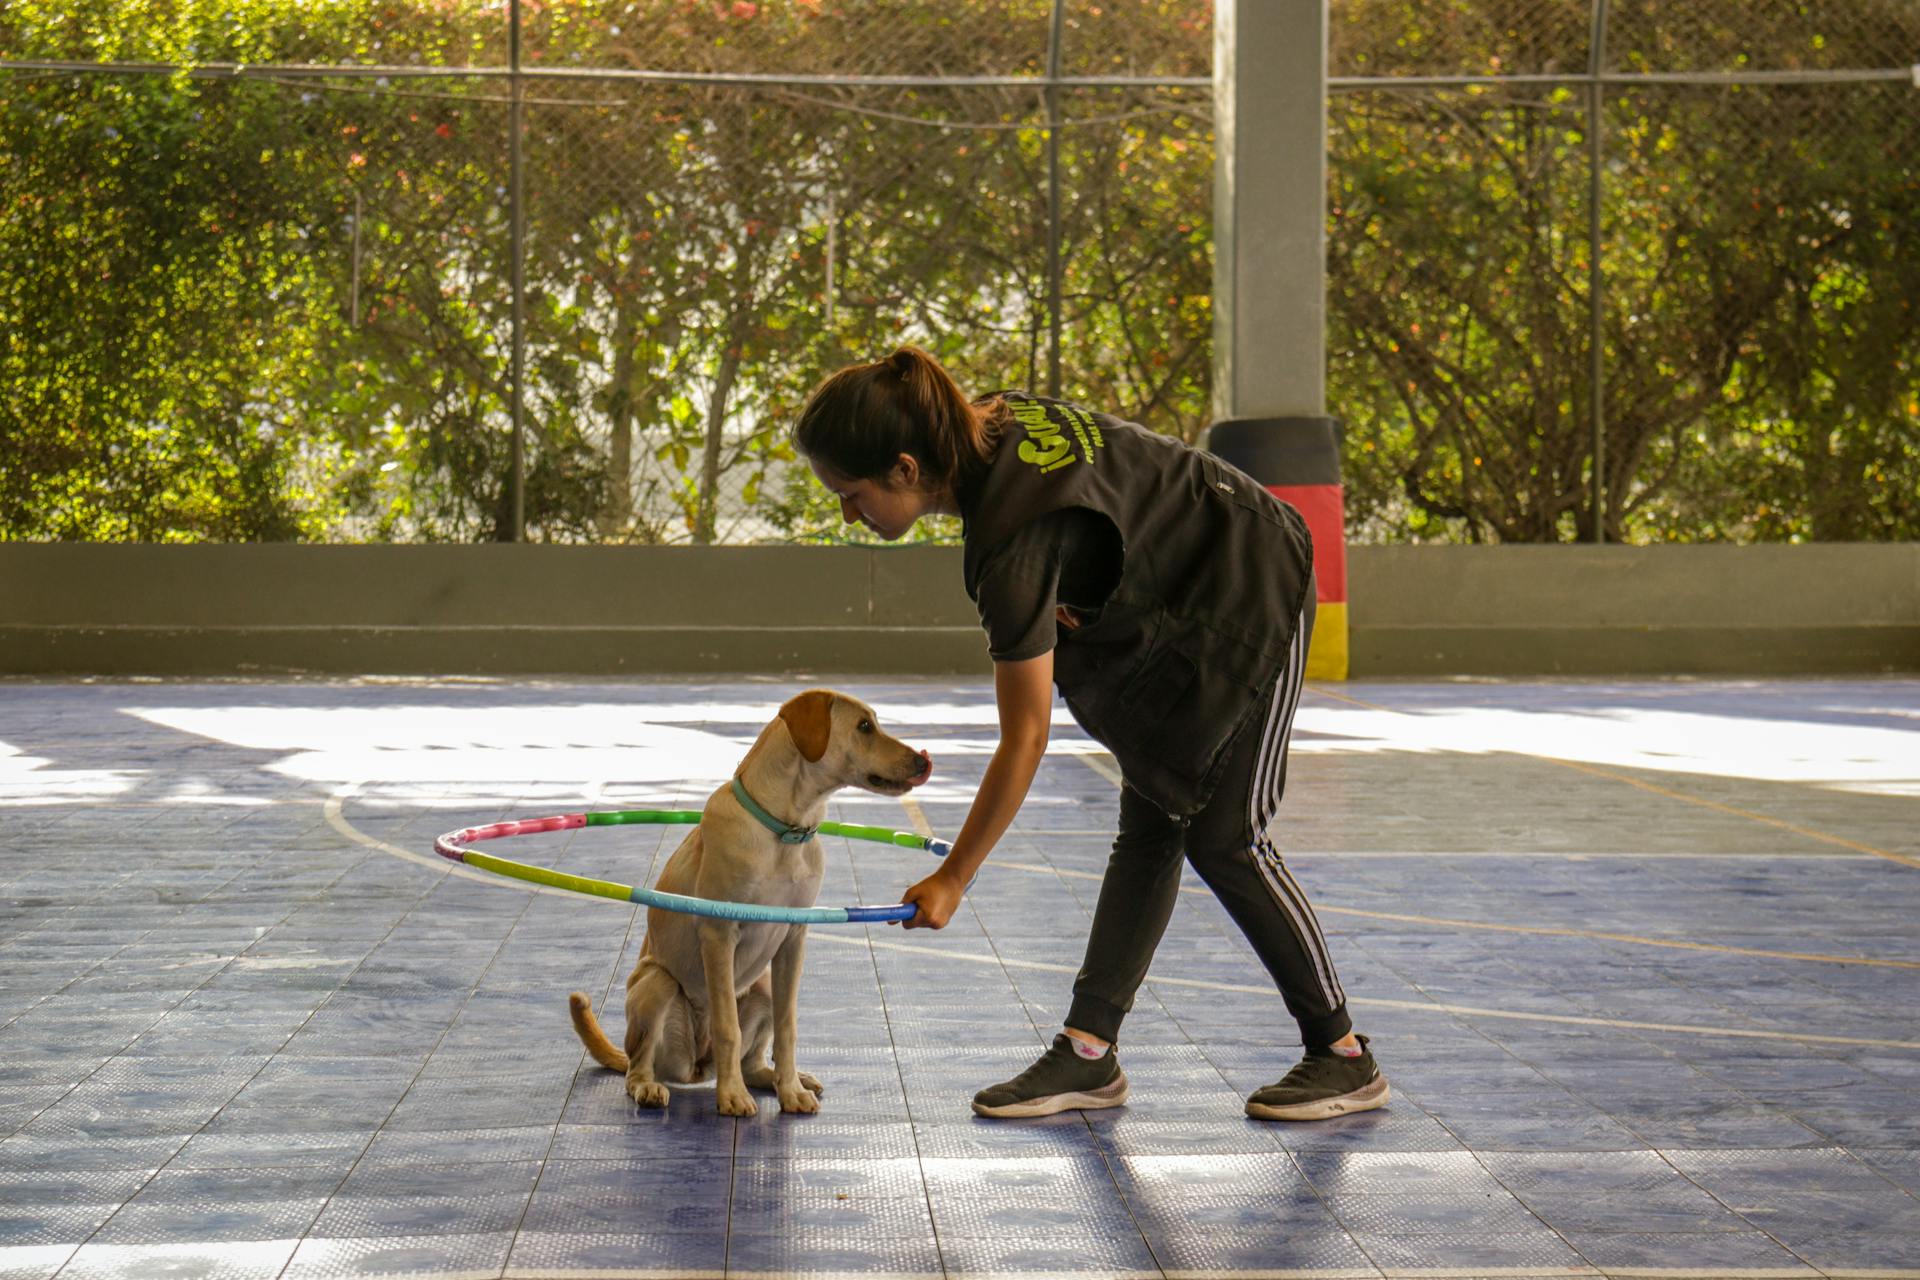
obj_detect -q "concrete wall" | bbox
[0,546,986,676]
[1350,544,1920,676]
[2,544,1916,678]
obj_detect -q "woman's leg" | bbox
[969,784,1182,1117]
[1180,589,1389,1118]
[1180,590,1353,1048]
[1062,782,1193,1044]
[1013,585,1341,1051]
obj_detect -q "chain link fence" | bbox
[2,1,1914,544]
[1330,0,1920,542]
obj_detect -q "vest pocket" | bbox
[1059,606,1274,803]
[1113,625,1268,784]
[1120,649,1197,734]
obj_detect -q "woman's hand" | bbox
[896,651,1052,932]
[897,868,967,930]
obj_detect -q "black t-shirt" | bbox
[971,507,1123,662]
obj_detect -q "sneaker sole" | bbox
[1245,1074,1390,1122]
[971,1074,1129,1119]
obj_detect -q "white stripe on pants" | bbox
[1247,600,1345,1011]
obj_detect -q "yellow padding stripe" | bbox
[1306,599,1348,682]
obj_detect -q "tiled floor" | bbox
[1,676,1917,1279]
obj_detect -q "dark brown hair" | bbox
[791,346,1004,493]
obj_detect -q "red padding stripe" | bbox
[1270,484,1347,604]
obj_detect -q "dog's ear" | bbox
[778,690,834,764]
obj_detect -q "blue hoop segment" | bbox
[432,809,954,925]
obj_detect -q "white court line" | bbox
[503,1272,725,1280]
[344,1265,1901,1280]
[1280,851,1883,859]
[178,1266,1904,1280]
[322,786,1920,1053]
[322,784,605,902]
[812,933,1920,1052]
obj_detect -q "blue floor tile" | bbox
[725,1232,943,1275]
[508,1229,726,1275]
[1142,1224,1376,1275]
[1560,1228,1815,1273]
[5,676,1917,1278]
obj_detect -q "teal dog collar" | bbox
[729,777,818,845]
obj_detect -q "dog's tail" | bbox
[568,992,629,1072]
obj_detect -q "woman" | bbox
[791,346,1387,1122]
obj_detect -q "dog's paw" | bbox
[716,1084,758,1117]
[627,1079,670,1108]
[778,1081,820,1114]
[798,1071,824,1096]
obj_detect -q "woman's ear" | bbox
[892,453,923,490]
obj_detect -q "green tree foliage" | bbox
[2,0,1914,544]
[1329,0,1920,542]
[1626,82,1920,541]
[0,68,342,538]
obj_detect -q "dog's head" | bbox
[778,689,933,796]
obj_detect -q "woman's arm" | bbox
[898,650,1053,929]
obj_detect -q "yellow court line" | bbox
[1050,735,1920,969]
[1549,754,1920,869]
[1304,683,1920,871]
[976,856,1920,972]
[1073,749,1125,787]
[896,796,934,839]
[814,932,1920,1052]
[1315,903,1920,970]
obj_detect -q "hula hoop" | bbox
[433,809,953,925]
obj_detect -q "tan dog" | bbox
[569,689,932,1116]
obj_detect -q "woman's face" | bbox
[809,457,934,541]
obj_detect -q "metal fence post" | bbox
[1044,0,1065,399]
[508,0,527,542]
[1587,0,1610,543]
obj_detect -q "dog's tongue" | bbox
[908,750,933,787]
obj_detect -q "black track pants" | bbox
[1063,586,1352,1049]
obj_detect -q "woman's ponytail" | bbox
[793,346,1004,493]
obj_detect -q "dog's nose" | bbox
[909,750,933,786]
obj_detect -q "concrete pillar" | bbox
[1206,0,1349,679]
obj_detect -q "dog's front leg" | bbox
[770,925,820,1113]
[698,921,756,1116]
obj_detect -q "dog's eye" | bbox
[858,719,874,734]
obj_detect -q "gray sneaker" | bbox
[1245,1034,1390,1121]
[972,1034,1130,1118]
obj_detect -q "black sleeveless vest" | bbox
[960,393,1315,816]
